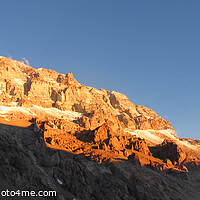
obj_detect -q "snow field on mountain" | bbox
[0,105,82,121]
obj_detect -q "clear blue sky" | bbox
[1,0,199,139]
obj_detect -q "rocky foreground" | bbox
[0,56,200,200]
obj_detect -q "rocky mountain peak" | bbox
[0,56,199,161]
[65,72,78,85]
[0,56,200,200]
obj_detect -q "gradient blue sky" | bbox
[1,1,200,139]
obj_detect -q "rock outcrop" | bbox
[151,140,187,164]
[0,56,174,134]
[0,56,200,200]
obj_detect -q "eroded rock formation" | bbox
[0,56,200,200]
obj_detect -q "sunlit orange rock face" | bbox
[0,57,173,131]
[0,56,199,165]
[0,56,200,200]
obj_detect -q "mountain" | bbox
[0,56,199,200]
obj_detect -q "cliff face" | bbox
[0,56,173,132]
[0,56,200,200]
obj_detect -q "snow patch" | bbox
[0,105,83,121]
[10,102,18,106]
[144,115,155,119]
[126,128,200,151]
[125,129,178,145]
[156,129,177,139]
[11,78,24,85]
[0,106,34,115]
[125,130,136,135]
[57,178,63,185]
[136,130,163,144]
[177,140,200,150]
[31,105,83,120]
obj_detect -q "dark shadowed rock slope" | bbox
[0,123,200,200]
